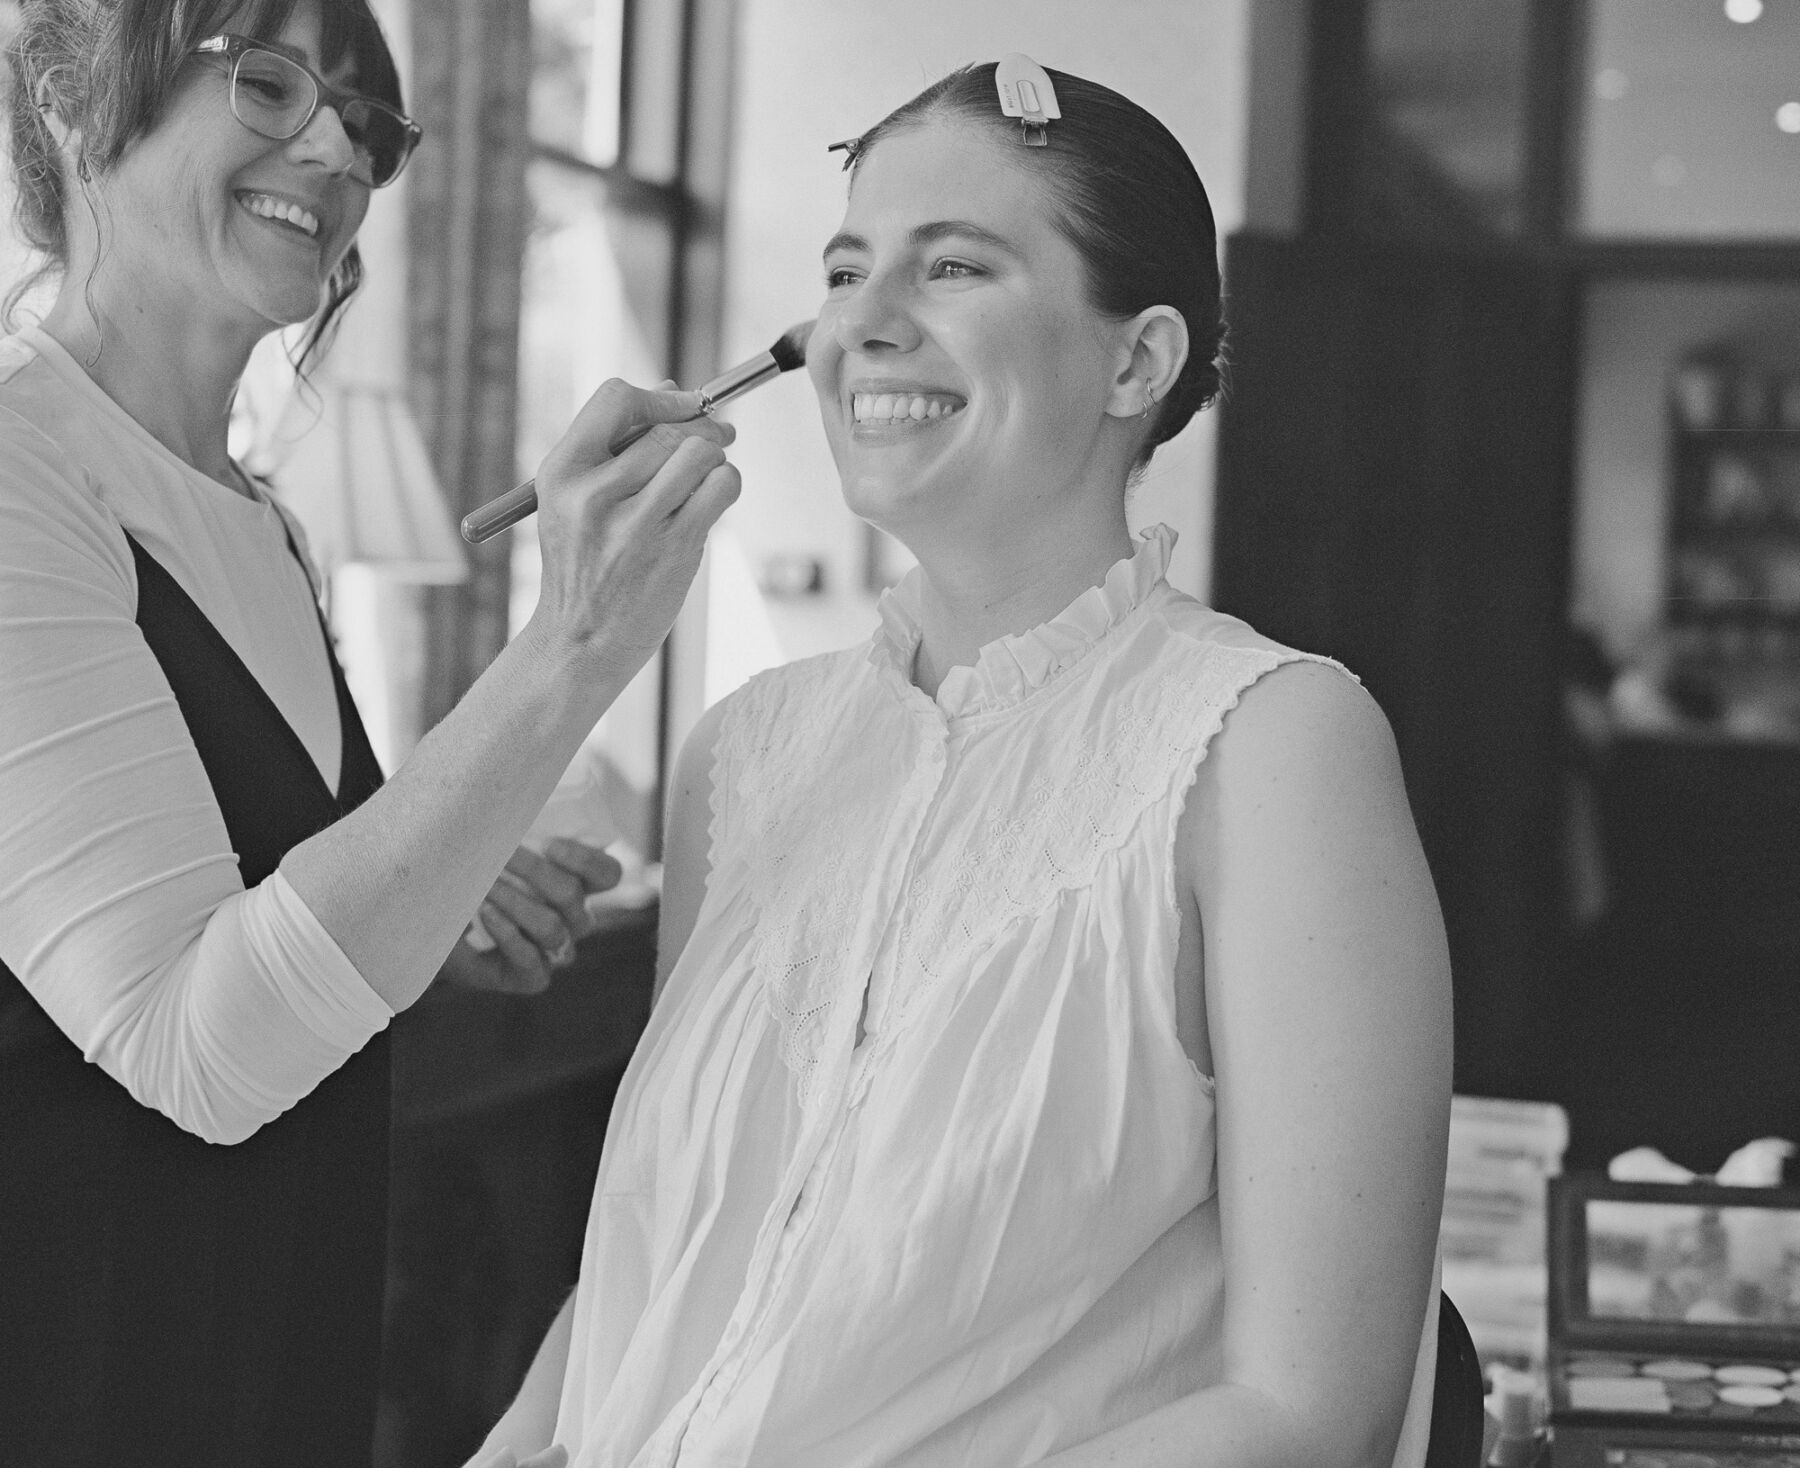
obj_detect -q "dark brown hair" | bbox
[4,0,406,369]
[844,62,1225,464]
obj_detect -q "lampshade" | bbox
[235,156,468,586]
[259,377,469,584]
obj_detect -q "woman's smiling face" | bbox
[84,0,371,333]
[808,118,1130,545]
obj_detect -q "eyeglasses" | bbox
[194,34,422,188]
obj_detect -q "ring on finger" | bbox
[550,935,577,966]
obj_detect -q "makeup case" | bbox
[1547,1174,1800,1466]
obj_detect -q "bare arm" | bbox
[282,383,737,1013]
[1043,662,1452,1468]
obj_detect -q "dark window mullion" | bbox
[617,0,637,172]
[1302,0,1371,238]
[1521,0,1583,247]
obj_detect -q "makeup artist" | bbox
[0,0,737,1462]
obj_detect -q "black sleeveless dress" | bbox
[0,533,390,1467]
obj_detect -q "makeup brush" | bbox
[459,320,816,544]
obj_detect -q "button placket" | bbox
[669,720,949,1462]
[860,722,954,1046]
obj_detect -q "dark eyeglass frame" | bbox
[193,33,422,188]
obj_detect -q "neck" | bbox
[40,271,263,493]
[904,497,1135,700]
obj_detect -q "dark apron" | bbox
[0,532,390,1467]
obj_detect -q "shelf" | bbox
[1667,518,1800,541]
[1672,427,1800,448]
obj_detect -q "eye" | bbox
[824,264,863,290]
[930,257,983,281]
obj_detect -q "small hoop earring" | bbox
[1138,387,1159,420]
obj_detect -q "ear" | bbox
[1102,306,1190,420]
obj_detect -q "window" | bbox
[512,0,730,858]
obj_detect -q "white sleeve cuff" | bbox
[253,868,396,1038]
[91,872,394,1145]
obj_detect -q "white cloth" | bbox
[556,526,1437,1466]
[0,326,391,1146]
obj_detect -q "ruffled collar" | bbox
[869,524,1175,718]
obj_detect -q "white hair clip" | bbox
[995,54,1060,147]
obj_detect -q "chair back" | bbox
[1423,1291,1486,1468]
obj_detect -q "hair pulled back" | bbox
[845,62,1225,463]
[4,0,406,370]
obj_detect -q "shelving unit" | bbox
[1665,371,1800,671]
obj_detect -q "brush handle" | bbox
[459,353,784,544]
[460,479,543,543]
[459,416,677,544]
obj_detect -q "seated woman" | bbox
[476,59,1452,1468]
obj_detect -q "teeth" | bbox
[851,391,963,424]
[240,192,320,238]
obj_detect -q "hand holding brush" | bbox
[462,320,814,544]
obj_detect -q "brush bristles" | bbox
[769,320,814,373]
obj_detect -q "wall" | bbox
[706,0,1267,698]
[1573,279,1800,664]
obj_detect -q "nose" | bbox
[831,266,921,356]
[287,101,358,178]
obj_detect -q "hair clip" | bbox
[827,136,863,171]
[995,54,1060,147]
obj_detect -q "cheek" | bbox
[805,323,842,404]
[978,299,1085,377]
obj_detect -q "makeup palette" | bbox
[1547,1176,1800,1468]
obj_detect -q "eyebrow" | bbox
[255,35,361,91]
[821,220,1026,262]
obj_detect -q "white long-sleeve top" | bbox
[0,326,391,1145]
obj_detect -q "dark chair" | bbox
[1424,1291,1486,1468]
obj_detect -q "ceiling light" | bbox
[1724,0,1763,21]
[1780,102,1800,133]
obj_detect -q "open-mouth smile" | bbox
[235,190,322,240]
[850,391,966,426]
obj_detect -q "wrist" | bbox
[507,613,636,717]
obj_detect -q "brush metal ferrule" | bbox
[697,352,781,412]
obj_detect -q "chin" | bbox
[260,286,333,331]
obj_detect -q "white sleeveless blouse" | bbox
[556,526,1437,1466]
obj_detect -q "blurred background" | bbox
[3,0,1798,1455]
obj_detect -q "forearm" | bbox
[282,618,625,1013]
[477,1292,576,1456]
[1038,1381,1374,1468]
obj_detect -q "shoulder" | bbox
[1185,653,1423,948]
[0,399,132,606]
[0,334,120,527]
[1130,591,1372,769]
[1217,655,1390,766]
[1202,656,1401,828]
